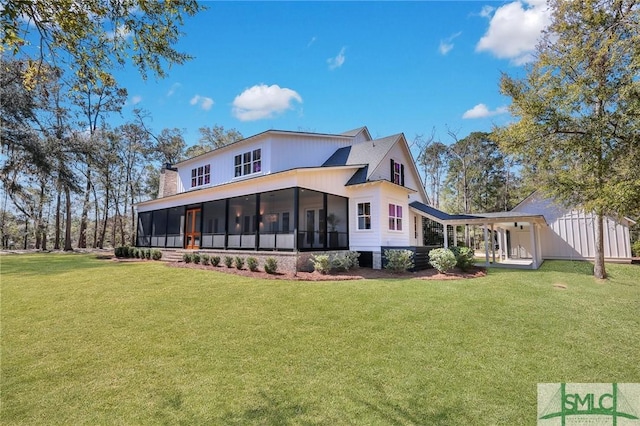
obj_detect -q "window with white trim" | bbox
[388,203,402,231]
[357,202,371,230]
[234,149,261,177]
[191,164,210,188]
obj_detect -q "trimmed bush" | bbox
[192,252,201,264]
[264,257,278,274]
[114,246,125,258]
[127,246,136,258]
[134,248,142,259]
[455,247,475,271]
[211,256,221,267]
[311,254,332,274]
[234,256,245,270]
[633,240,640,257]
[144,249,151,260]
[332,251,360,271]
[429,248,456,273]
[183,253,192,263]
[384,249,414,273]
[200,254,210,265]
[247,257,258,272]
[151,249,162,261]
[224,256,233,268]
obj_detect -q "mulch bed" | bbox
[165,261,486,281]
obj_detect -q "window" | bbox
[389,203,402,231]
[234,148,261,177]
[191,165,210,188]
[357,202,371,230]
[390,159,404,186]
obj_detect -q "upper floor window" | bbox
[389,203,402,231]
[235,149,261,177]
[191,165,210,188]
[357,202,371,230]
[390,159,404,186]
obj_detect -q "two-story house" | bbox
[135,126,436,269]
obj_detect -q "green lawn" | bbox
[1,254,639,425]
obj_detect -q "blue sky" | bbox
[112,0,551,148]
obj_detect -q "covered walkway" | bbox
[410,202,547,270]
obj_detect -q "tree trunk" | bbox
[64,186,73,251]
[98,185,109,249]
[594,212,606,279]
[54,190,61,250]
[78,169,91,248]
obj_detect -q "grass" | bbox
[1,254,639,425]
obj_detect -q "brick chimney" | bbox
[158,163,178,198]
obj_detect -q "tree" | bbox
[495,0,640,279]
[185,125,243,158]
[2,1,204,86]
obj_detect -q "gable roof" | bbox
[322,134,400,183]
[340,126,372,140]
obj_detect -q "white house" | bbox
[135,126,436,269]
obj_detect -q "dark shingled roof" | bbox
[409,201,479,221]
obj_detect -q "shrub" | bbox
[211,256,221,267]
[144,248,151,260]
[247,257,259,272]
[201,254,210,265]
[151,249,162,261]
[429,248,456,273]
[455,247,475,271]
[183,253,192,263]
[114,246,125,258]
[224,256,233,268]
[234,256,245,270]
[134,248,142,259]
[264,257,278,274]
[311,254,332,274]
[633,240,640,257]
[192,252,201,264]
[384,249,414,273]
[127,246,136,258]
[332,251,360,271]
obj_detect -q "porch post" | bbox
[503,229,509,260]
[293,187,299,251]
[255,194,260,251]
[443,224,449,249]
[224,198,229,249]
[491,223,495,264]
[529,222,538,269]
[484,223,490,266]
[453,226,458,247]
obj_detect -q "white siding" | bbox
[347,185,382,251]
[379,188,411,247]
[270,134,352,173]
[513,193,633,260]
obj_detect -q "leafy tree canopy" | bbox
[1,0,204,86]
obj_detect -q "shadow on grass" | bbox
[538,260,594,276]
[221,391,310,424]
[0,253,134,277]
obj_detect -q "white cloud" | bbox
[476,0,551,65]
[232,84,302,121]
[307,36,317,48]
[190,94,214,111]
[167,83,181,97]
[439,31,462,55]
[479,5,495,18]
[327,47,346,70]
[130,95,142,105]
[462,103,508,119]
[106,24,131,41]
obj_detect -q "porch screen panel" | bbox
[166,207,185,248]
[327,194,348,249]
[151,209,168,247]
[201,200,226,248]
[298,188,324,250]
[227,195,256,249]
[137,212,152,246]
[259,188,295,250]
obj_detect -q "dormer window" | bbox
[390,159,404,186]
[191,165,210,188]
[235,149,261,177]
